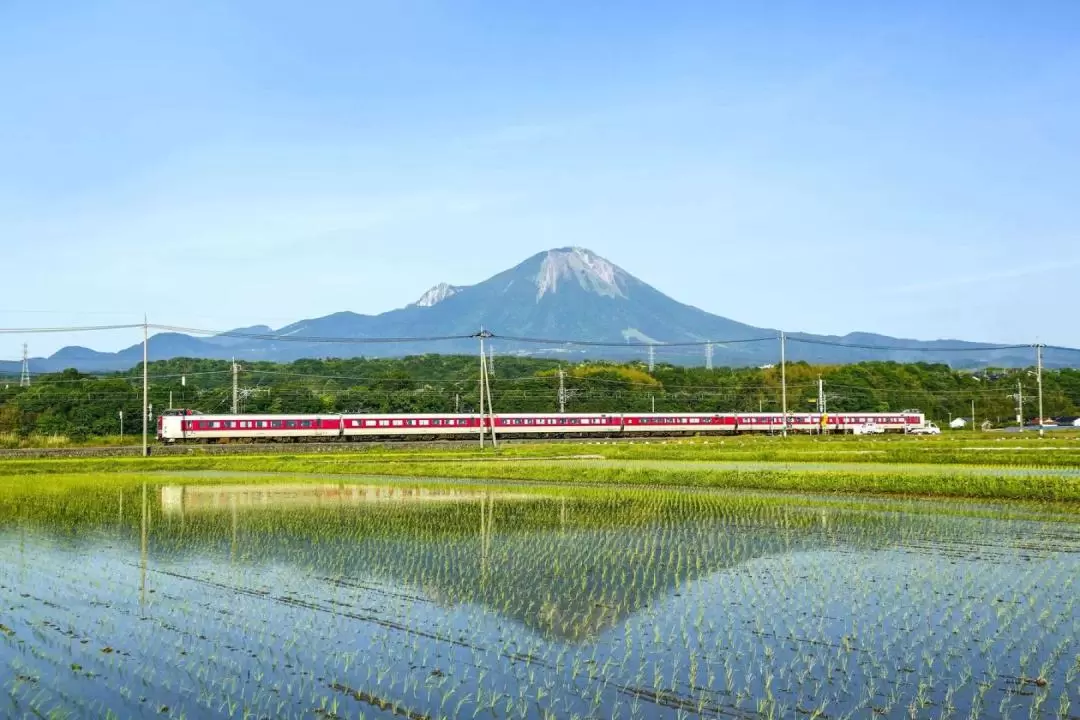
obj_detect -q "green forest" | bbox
[2,355,1079,440]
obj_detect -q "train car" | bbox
[160,413,342,442]
[340,413,482,438]
[621,413,736,434]
[159,409,928,443]
[493,413,622,435]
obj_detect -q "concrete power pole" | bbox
[558,369,566,413]
[1015,380,1024,430]
[818,375,826,434]
[705,343,713,371]
[231,359,240,414]
[19,343,30,387]
[142,318,149,457]
[780,331,788,438]
[648,344,655,374]
[1036,343,1045,438]
[478,333,486,448]
[484,344,497,448]
[477,329,496,448]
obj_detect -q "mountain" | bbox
[4,247,1074,373]
[408,283,463,308]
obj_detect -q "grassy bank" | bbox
[6,432,1080,467]
[1,451,1078,503]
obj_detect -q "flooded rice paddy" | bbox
[1,476,1078,719]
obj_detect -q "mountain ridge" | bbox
[2,247,1072,373]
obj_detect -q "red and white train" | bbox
[158,410,927,442]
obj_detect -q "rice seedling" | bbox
[0,474,1077,718]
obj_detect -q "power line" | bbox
[492,333,777,348]
[149,324,479,344]
[785,336,1034,352]
[0,323,144,334]
[2,321,1078,353]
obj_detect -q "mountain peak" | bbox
[410,282,463,308]
[535,247,626,301]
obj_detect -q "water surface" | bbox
[1,477,1077,719]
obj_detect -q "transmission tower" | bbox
[558,368,567,413]
[19,343,30,387]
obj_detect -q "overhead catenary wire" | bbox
[2,321,1078,353]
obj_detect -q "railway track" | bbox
[0,435,665,460]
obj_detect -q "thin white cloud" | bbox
[885,257,1080,295]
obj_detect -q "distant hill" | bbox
[2,247,1072,374]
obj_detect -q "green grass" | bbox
[12,431,1080,466]
[1,451,1078,503]
[3,433,1079,503]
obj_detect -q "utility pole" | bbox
[1015,380,1024,430]
[651,394,655,413]
[477,329,496,448]
[231,359,240,414]
[478,332,486,448]
[19,343,30,388]
[484,341,497,448]
[119,410,123,440]
[455,393,460,414]
[142,318,149,457]
[648,344,655,374]
[971,398,976,432]
[558,369,566,413]
[1036,343,1045,438]
[705,343,713,371]
[780,331,788,438]
[818,375,826,435]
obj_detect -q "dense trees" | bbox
[2,355,1079,439]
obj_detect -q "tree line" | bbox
[2,355,1079,440]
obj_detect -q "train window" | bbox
[300,420,311,428]
[286,421,297,428]
[211,421,221,429]
[379,420,390,427]
[392,420,403,426]
[419,419,429,426]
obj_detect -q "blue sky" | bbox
[2,0,1078,359]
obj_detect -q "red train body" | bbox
[158,410,925,442]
